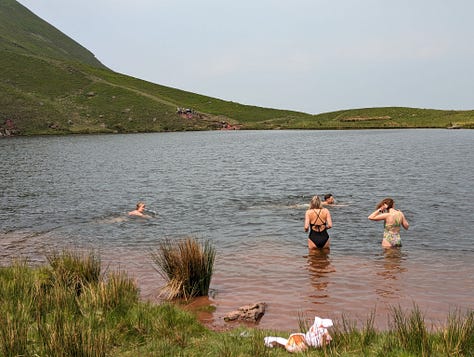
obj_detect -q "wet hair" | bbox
[376,198,394,210]
[309,196,323,209]
[324,193,333,201]
[136,201,145,210]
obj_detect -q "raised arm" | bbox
[368,208,388,221]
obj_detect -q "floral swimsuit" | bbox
[383,211,402,247]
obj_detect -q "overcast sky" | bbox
[16,0,474,114]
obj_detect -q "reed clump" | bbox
[0,251,146,356]
[42,250,101,296]
[0,261,34,357]
[390,304,431,355]
[151,237,216,300]
[440,309,474,356]
[330,310,377,354]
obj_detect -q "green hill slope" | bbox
[0,0,472,136]
[0,0,104,68]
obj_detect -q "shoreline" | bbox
[1,125,473,138]
[2,230,473,334]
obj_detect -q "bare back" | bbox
[305,208,332,232]
[384,209,408,233]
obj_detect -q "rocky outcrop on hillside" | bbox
[0,119,19,137]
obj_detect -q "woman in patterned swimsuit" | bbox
[368,198,409,248]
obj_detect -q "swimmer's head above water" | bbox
[322,193,334,205]
[128,202,147,217]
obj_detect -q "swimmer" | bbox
[128,202,151,218]
[321,194,349,207]
[322,193,335,206]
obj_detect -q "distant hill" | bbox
[1,0,472,136]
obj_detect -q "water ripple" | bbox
[1,130,473,330]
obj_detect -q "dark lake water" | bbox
[1,129,473,330]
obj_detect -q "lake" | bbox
[1,129,473,331]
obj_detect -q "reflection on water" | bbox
[374,248,407,299]
[306,249,336,294]
[379,249,406,280]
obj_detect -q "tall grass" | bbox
[43,250,101,296]
[329,310,376,355]
[0,260,35,357]
[36,251,110,357]
[0,251,138,356]
[78,270,139,315]
[390,304,431,356]
[36,303,109,357]
[0,301,31,357]
[151,237,216,299]
[441,309,474,356]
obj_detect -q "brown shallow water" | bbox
[97,245,474,332]
[1,226,473,333]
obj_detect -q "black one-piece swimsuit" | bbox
[308,209,329,248]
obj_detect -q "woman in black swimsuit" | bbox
[304,196,333,249]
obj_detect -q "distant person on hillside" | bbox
[322,193,335,205]
[368,198,409,248]
[128,201,151,218]
[304,196,333,249]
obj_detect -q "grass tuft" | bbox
[330,310,376,355]
[390,304,431,356]
[43,250,101,296]
[441,309,474,356]
[151,237,216,300]
[0,260,35,357]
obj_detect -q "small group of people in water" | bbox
[304,194,409,250]
[130,194,409,250]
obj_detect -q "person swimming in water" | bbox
[304,196,333,249]
[128,201,151,218]
[368,198,409,248]
[322,193,335,205]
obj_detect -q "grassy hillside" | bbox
[1,0,473,136]
[0,0,104,68]
[308,107,474,130]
